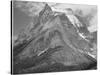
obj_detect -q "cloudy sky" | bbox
[13,1,97,36]
[13,6,32,36]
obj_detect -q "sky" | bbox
[13,6,32,36]
[13,1,97,36]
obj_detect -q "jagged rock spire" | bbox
[39,4,53,24]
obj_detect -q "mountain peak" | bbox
[39,4,53,24]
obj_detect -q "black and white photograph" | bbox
[11,0,97,74]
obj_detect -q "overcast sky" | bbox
[13,1,97,36]
[13,6,32,36]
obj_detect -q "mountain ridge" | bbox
[13,3,97,74]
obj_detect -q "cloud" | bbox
[88,14,97,32]
[14,1,45,16]
[14,1,97,32]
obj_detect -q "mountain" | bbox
[13,4,97,74]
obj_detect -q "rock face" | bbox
[13,4,97,74]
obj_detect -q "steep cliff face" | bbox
[13,4,97,74]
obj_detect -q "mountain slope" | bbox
[13,3,97,74]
